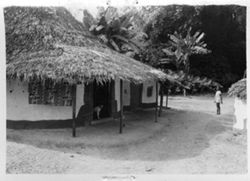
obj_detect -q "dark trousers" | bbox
[216,103,220,115]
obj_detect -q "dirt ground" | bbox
[7,95,247,174]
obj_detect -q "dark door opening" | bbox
[93,81,111,120]
[130,83,142,110]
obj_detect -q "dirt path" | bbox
[7,96,247,174]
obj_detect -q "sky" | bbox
[66,2,99,22]
[0,0,248,22]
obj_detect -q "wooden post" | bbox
[110,80,115,119]
[120,80,123,133]
[155,81,159,122]
[166,87,169,108]
[159,83,163,117]
[72,84,77,137]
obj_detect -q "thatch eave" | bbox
[5,6,172,85]
[228,78,246,101]
[6,44,170,85]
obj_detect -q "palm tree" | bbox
[88,7,146,55]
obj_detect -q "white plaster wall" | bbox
[142,81,159,103]
[233,97,247,130]
[76,84,85,115]
[7,80,84,121]
[123,81,130,106]
[115,78,120,111]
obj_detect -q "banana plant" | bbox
[161,27,211,96]
[162,27,211,74]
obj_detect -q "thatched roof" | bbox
[5,6,172,84]
[228,78,246,100]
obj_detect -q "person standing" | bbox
[214,86,223,115]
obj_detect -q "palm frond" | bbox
[111,35,129,43]
[169,34,180,44]
[109,38,120,51]
[158,58,174,64]
[195,32,205,43]
[96,25,105,31]
[162,48,175,56]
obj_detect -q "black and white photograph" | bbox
[0,0,248,179]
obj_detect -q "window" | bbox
[147,86,153,97]
[28,80,72,106]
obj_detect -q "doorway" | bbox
[130,83,142,110]
[93,81,111,120]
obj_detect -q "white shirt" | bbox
[215,90,222,103]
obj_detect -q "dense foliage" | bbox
[165,70,222,94]
[144,5,246,90]
[82,5,246,92]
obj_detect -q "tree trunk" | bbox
[120,80,123,134]
[183,88,186,97]
[72,84,77,137]
[165,84,169,108]
[158,83,163,117]
[155,81,159,122]
[183,56,190,97]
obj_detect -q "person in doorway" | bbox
[94,105,103,120]
[214,86,223,115]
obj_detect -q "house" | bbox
[5,7,176,135]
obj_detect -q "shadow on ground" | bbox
[7,106,233,162]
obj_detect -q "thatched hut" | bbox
[5,7,175,135]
